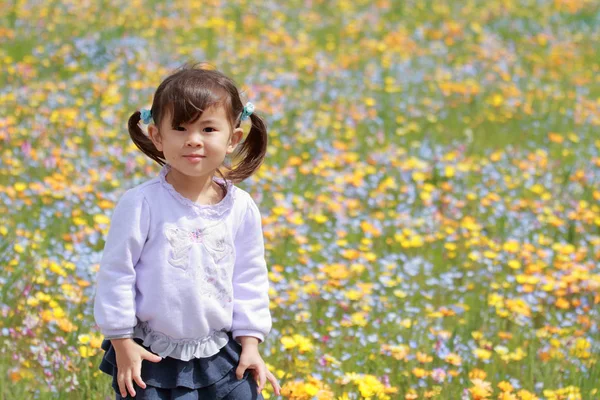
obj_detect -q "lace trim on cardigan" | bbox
[133,321,229,361]
[159,164,235,220]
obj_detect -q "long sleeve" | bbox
[93,188,150,339]
[231,196,272,343]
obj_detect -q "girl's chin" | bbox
[171,162,216,176]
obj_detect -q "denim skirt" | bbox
[99,333,263,400]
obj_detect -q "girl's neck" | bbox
[165,167,225,206]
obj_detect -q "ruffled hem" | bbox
[99,332,244,390]
[134,321,230,361]
[159,164,235,220]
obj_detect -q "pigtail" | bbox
[227,113,268,183]
[128,111,166,166]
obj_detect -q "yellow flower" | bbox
[360,220,381,236]
[491,93,504,107]
[339,373,396,399]
[412,367,428,378]
[508,347,527,362]
[416,351,433,363]
[474,348,492,360]
[93,214,111,225]
[498,381,514,392]
[304,383,319,396]
[312,214,328,224]
[516,389,539,400]
[570,338,591,359]
[548,132,564,143]
[445,353,462,366]
[350,312,368,327]
[281,376,334,400]
[26,297,40,307]
[555,297,570,309]
[484,250,498,259]
[405,389,418,399]
[364,97,376,107]
[281,336,296,350]
[280,334,314,353]
[498,393,518,400]
[382,344,409,360]
[505,298,531,317]
[90,335,104,349]
[344,289,362,301]
[357,375,388,399]
[57,318,77,333]
[470,379,493,399]
[494,345,509,356]
[49,262,67,277]
[78,334,90,345]
[78,345,94,358]
[503,240,520,253]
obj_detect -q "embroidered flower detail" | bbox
[200,265,233,304]
[164,221,234,305]
[203,232,234,263]
[189,228,204,243]
[165,226,193,269]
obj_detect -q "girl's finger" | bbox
[257,366,267,393]
[117,373,127,398]
[266,370,281,396]
[133,361,146,390]
[235,364,247,380]
[142,349,162,363]
[133,373,146,390]
[125,370,136,397]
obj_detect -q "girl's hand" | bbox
[111,338,162,397]
[235,338,281,396]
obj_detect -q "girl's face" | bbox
[148,105,243,178]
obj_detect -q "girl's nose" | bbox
[185,131,203,147]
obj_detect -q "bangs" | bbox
[157,75,231,128]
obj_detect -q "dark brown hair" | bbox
[128,63,267,183]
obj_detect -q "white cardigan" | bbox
[93,165,272,361]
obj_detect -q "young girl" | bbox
[93,64,281,400]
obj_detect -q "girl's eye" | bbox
[174,126,186,131]
[204,127,216,133]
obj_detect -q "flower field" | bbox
[0,0,599,398]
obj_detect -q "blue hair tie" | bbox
[241,102,254,121]
[140,109,153,124]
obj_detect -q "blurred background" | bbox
[0,0,599,399]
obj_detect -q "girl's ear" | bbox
[147,124,163,152]
[227,127,243,154]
